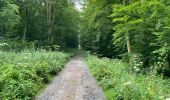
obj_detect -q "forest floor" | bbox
[35,56,106,100]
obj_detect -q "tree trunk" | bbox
[23,6,28,43]
[48,25,52,45]
[126,35,131,54]
[123,0,133,64]
[167,53,170,68]
[46,0,52,45]
[45,0,56,46]
[123,0,132,54]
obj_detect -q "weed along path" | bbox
[35,56,106,100]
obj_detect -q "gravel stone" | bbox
[35,56,106,100]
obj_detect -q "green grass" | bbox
[0,50,71,100]
[86,55,170,100]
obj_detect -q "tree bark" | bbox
[123,0,132,54]
[123,0,133,65]
[23,5,28,43]
[126,35,131,54]
[167,53,170,68]
[45,0,56,46]
[123,0,126,5]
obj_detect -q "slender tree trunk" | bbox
[126,35,131,53]
[123,0,126,5]
[167,53,170,68]
[45,0,56,46]
[47,0,51,45]
[123,0,132,54]
[123,0,133,65]
[48,25,52,45]
[23,6,28,43]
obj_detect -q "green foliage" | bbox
[0,0,20,34]
[81,0,118,57]
[0,51,70,100]
[108,0,170,73]
[0,0,79,49]
[86,55,170,100]
[111,0,166,50]
[82,0,170,75]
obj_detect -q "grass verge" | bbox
[86,55,170,100]
[0,50,71,100]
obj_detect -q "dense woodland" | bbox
[2,0,170,74]
[1,0,170,99]
[0,0,79,50]
[82,0,170,76]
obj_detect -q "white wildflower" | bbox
[42,2,45,6]
[42,50,46,52]
[3,43,8,45]
[17,63,22,65]
[24,57,28,59]
[166,98,170,100]
[0,43,9,46]
[135,68,140,72]
[158,96,164,99]
[123,82,132,85]
[136,64,141,66]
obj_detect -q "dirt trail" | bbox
[35,56,106,100]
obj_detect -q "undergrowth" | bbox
[86,55,170,100]
[0,50,71,100]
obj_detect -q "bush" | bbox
[86,55,170,100]
[0,51,70,100]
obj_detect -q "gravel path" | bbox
[35,56,106,100]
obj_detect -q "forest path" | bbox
[35,56,106,100]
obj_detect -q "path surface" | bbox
[35,56,106,100]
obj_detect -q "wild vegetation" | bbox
[1,0,170,99]
[0,0,79,50]
[0,0,78,99]
[82,0,170,99]
[86,55,170,100]
[82,0,170,76]
[0,50,71,99]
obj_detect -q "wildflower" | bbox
[42,2,45,6]
[166,98,170,100]
[145,77,149,80]
[0,43,9,46]
[158,96,164,100]
[136,64,141,66]
[139,62,143,64]
[123,82,132,85]
[24,57,28,59]
[17,63,22,65]
[3,43,8,45]
[42,50,46,52]
[135,68,140,72]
